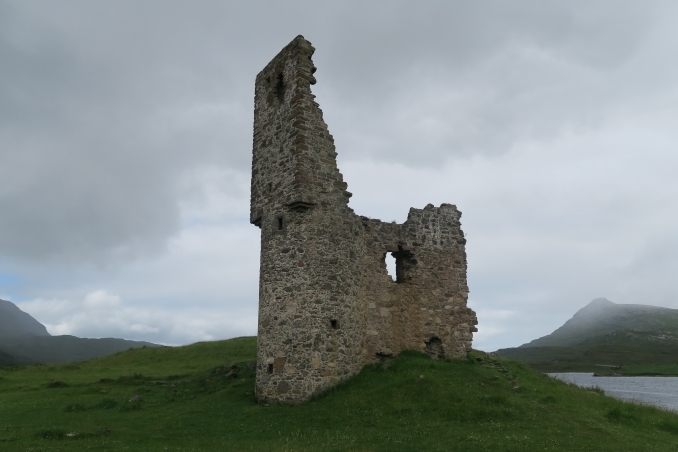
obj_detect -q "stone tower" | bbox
[250,36,477,404]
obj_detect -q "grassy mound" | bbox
[1,337,677,451]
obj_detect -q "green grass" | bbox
[597,364,678,377]
[1,337,678,451]
[497,331,678,374]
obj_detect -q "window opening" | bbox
[267,182,272,194]
[277,217,284,230]
[267,364,273,374]
[392,247,417,283]
[275,72,285,103]
[330,319,338,329]
[385,252,396,281]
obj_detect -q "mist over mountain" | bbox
[519,298,678,348]
[0,299,158,366]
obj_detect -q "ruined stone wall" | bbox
[250,36,477,404]
[361,204,476,360]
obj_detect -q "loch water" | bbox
[549,373,678,412]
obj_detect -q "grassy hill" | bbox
[496,299,678,374]
[520,298,678,348]
[1,337,678,450]
[496,332,678,374]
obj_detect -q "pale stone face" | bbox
[250,35,477,404]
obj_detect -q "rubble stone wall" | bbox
[250,36,477,404]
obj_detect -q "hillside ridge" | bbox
[0,299,158,365]
[0,299,50,338]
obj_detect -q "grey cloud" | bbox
[1,1,254,263]
[316,1,675,165]
[2,0,674,263]
[2,1,678,350]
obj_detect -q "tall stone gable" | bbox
[250,35,477,403]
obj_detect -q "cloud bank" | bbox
[1,1,677,350]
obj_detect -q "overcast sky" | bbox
[1,1,677,351]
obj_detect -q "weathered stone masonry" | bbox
[250,36,478,403]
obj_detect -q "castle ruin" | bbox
[250,36,477,403]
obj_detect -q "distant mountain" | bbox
[0,299,50,338]
[0,335,159,365]
[495,298,678,372]
[520,298,678,348]
[0,299,159,365]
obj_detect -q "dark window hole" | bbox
[330,319,338,329]
[277,217,283,230]
[267,364,273,374]
[385,247,417,283]
[275,72,285,103]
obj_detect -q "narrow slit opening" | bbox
[385,253,396,281]
[275,72,284,103]
[277,217,283,230]
[267,364,273,374]
[330,319,338,329]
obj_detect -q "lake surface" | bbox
[549,373,678,412]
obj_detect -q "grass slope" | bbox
[1,337,678,451]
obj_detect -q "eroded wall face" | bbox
[251,36,477,404]
[251,36,368,403]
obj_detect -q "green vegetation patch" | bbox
[1,337,678,451]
